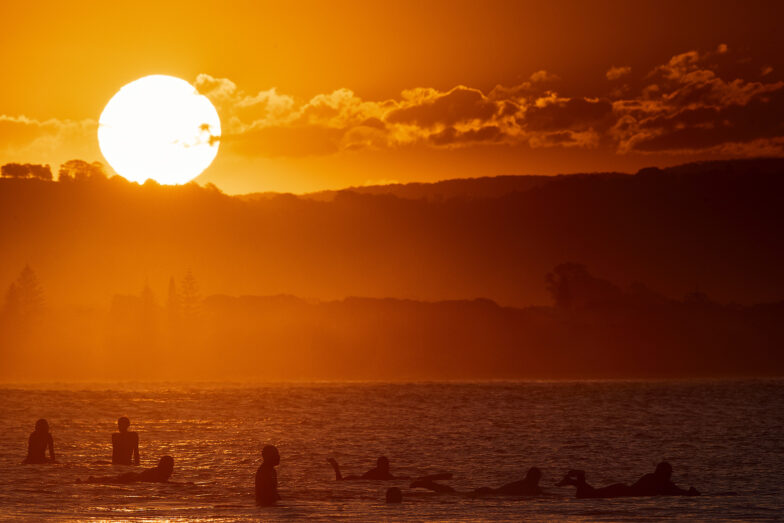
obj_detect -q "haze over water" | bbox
[2,380,782,521]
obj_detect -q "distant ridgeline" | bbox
[1,158,784,379]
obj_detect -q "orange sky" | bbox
[1,0,783,193]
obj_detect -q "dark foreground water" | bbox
[0,380,782,521]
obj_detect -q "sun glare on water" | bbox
[98,75,221,185]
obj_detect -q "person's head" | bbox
[376,456,390,472]
[157,456,175,479]
[654,461,672,481]
[34,419,49,433]
[117,417,130,432]
[386,486,403,503]
[262,445,280,466]
[525,466,542,485]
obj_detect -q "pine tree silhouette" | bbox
[8,265,45,318]
[180,269,201,321]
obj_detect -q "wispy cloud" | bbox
[0,115,99,166]
[606,66,631,80]
[195,45,784,159]
[5,46,782,168]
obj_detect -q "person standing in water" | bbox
[112,417,140,465]
[255,445,281,506]
[23,419,56,464]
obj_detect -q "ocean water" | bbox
[0,380,782,521]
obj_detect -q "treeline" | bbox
[0,159,111,181]
[2,264,782,381]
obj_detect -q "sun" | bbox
[98,75,221,185]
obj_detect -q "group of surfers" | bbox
[23,417,702,506]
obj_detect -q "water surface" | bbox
[1,380,782,521]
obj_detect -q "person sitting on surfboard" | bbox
[112,416,140,465]
[23,419,56,464]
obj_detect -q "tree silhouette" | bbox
[2,282,21,317]
[4,265,45,318]
[141,281,157,321]
[58,160,107,182]
[180,269,201,320]
[1,163,52,180]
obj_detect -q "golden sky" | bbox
[1,0,782,193]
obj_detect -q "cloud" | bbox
[0,115,99,165]
[4,45,781,170]
[196,67,618,157]
[386,86,499,128]
[606,66,631,80]
[194,45,784,160]
[522,97,613,133]
[612,47,784,154]
[9,48,773,166]
[529,70,560,82]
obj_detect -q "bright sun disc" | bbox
[98,75,220,185]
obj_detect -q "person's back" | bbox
[255,445,281,506]
[23,419,55,464]
[361,456,395,480]
[494,467,543,495]
[112,417,140,465]
[138,456,174,482]
[630,462,698,496]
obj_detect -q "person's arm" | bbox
[47,433,56,462]
[132,433,140,465]
[327,458,344,480]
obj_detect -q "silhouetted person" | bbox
[328,456,407,480]
[23,419,56,464]
[556,470,630,498]
[112,417,140,465]
[411,466,543,496]
[557,463,699,498]
[255,445,281,506]
[386,487,403,503]
[473,466,544,496]
[78,456,174,484]
[409,478,457,493]
[629,462,700,496]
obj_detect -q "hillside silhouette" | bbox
[270,172,629,202]
[2,157,783,309]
